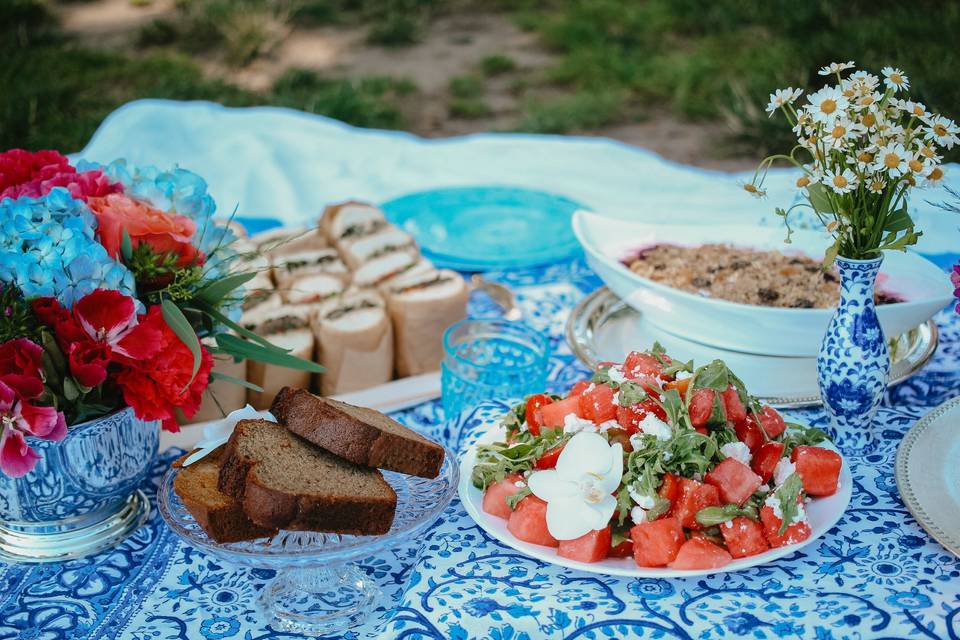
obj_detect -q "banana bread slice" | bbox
[217,418,397,534]
[173,447,277,543]
[271,387,444,479]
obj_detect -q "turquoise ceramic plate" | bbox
[381,186,586,271]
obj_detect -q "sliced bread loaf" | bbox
[271,387,445,479]
[217,418,397,534]
[173,446,277,543]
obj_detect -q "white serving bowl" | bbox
[573,210,954,357]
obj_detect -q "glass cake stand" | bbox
[157,445,458,637]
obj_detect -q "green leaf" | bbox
[882,206,914,234]
[193,301,288,352]
[121,228,133,262]
[40,328,67,379]
[209,371,264,392]
[63,377,81,401]
[195,271,258,305]
[617,381,648,407]
[822,237,841,268]
[215,333,325,373]
[806,183,834,214]
[772,473,805,535]
[693,360,730,392]
[161,299,203,391]
[505,487,531,511]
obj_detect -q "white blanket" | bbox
[78,99,960,257]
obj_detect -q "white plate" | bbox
[572,211,954,357]
[895,396,960,558]
[458,416,853,577]
[565,287,938,408]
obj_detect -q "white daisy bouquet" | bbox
[745,62,958,263]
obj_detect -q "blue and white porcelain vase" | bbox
[0,407,158,563]
[817,255,890,450]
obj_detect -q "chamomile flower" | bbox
[806,86,851,124]
[854,91,882,110]
[848,70,880,90]
[899,100,929,120]
[916,143,942,164]
[874,142,911,177]
[795,175,812,189]
[923,166,945,187]
[867,178,887,194]
[924,115,959,149]
[881,67,910,92]
[765,87,803,117]
[854,150,876,172]
[823,168,859,194]
[741,181,767,198]
[825,117,866,148]
[818,61,855,76]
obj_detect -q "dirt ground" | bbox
[55,0,755,172]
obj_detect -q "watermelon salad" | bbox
[470,344,843,571]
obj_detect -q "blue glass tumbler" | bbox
[441,318,551,424]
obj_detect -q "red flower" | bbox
[32,290,163,390]
[0,380,66,478]
[0,338,45,399]
[115,307,212,433]
[0,149,71,195]
[2,168,120,201]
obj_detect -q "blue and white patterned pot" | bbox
[817,255,890,450]
[0,407,158,563]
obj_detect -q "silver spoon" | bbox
[471,274,522,321]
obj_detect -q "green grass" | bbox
[2,1,417,151]
[512,0,960,158]
[518,91,624,134]
[480,54,517,76]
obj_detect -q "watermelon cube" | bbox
[751,441,785,483]
[482,474,524,519]
[791,446,842,496]
[719,516,770,559]
[507,496,559,547]
[668,537,733,570]
[609,538,634,558]
[705,458,763,506]
[630,517,684,567]
[721,386,747,424]
[688,388,716,428]
[734,417,765,452]
[558,527,612,563]
[760,505,812,548]
[672,478,720,530]
[579,383,618,423]
[539,396,582,428]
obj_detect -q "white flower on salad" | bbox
[720,441,752,465]
[526,431,624,540]
[181,405,275,466]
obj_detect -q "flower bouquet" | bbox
[0,149,321,561]
[744,63,958,440]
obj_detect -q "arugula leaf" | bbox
[592,365,619,388]
[471,428,570,490]
[779,423,829,455]
[692,360,730,392]
[617,381,648,407]
[506,487,531,511]
[771,473,805,535]
[501,400,527,433]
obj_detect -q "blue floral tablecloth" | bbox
[2,256,959,640]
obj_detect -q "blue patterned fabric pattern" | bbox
[1,255,959,640]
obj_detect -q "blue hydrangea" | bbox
[0,188,135,307]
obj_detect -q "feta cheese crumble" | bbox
[597,420,619,433]
[514,480,526,488]
[638,413,672,441]
[764,494,783,519]
[563,413,598,434]
[606,367,628,384]
[720,441,752,465]
[773,458,796,487]
[675,370,692,380]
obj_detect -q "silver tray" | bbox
[566,287,938,408]
[895,397,960,558]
